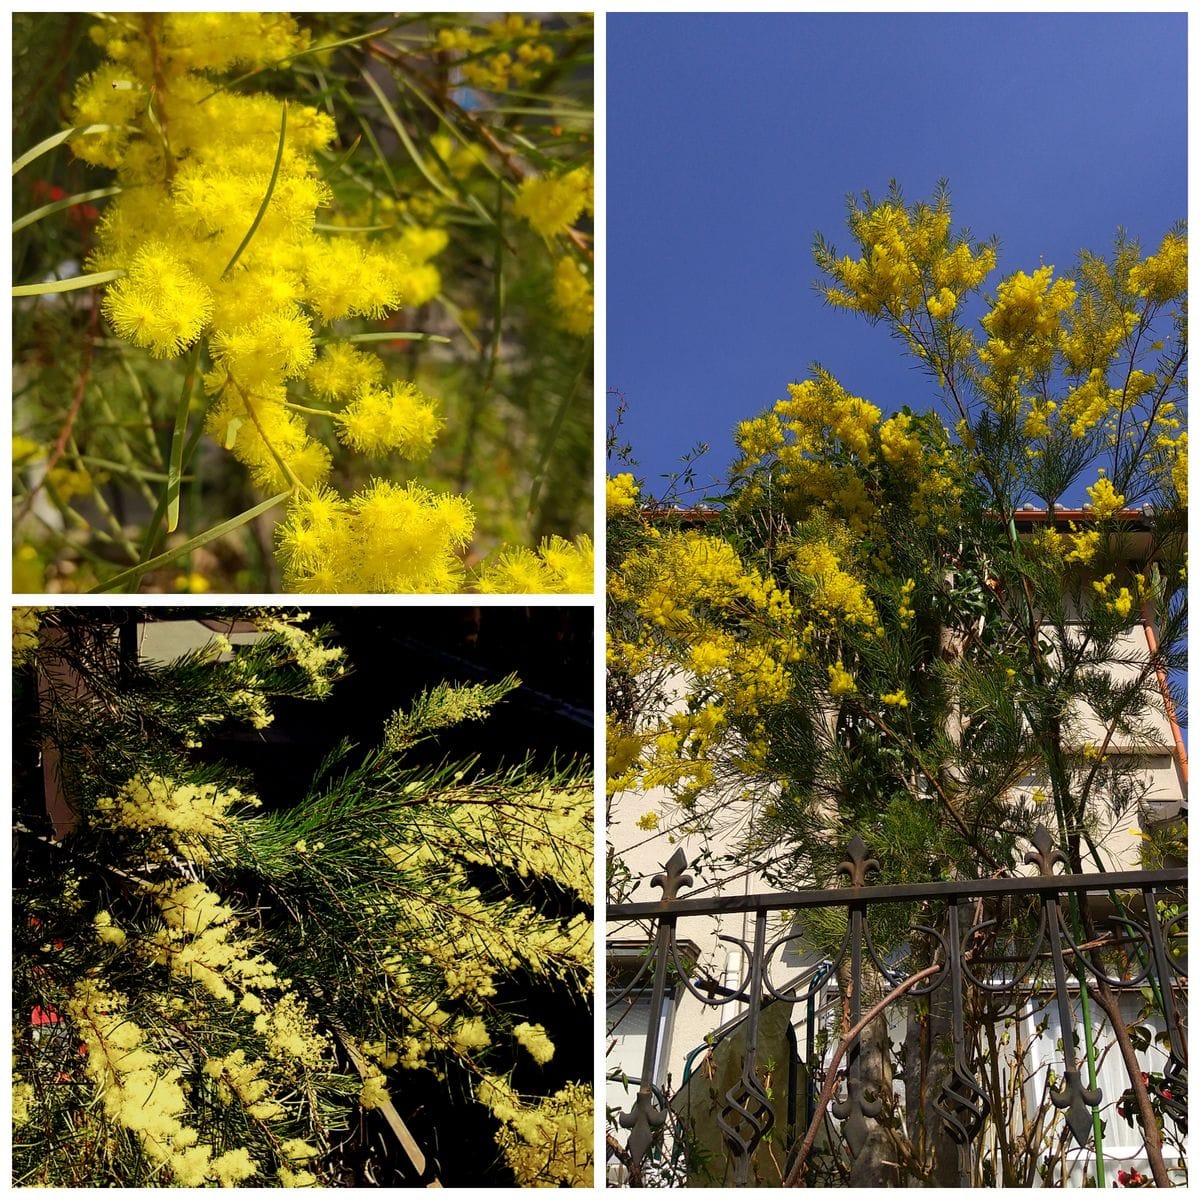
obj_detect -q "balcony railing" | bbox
[607,826,1187,1187]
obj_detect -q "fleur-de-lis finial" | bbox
[651,846,693,903]
[1024,825,1067,876]
[838,836,880,888]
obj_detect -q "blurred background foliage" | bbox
[12,13,593,593]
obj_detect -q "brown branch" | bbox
[1086,979,1172,1187]
[15,295,100,531]
[784,962,942,1187]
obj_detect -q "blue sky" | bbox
[606,12,1187,498]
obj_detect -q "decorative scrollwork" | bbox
[1158,1055,1187,1132]
[933,1061,991,1144]
[831,1071,884,1156]
[716,1061,775,1179]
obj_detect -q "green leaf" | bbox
[13,269,124,297]
[222,103,287,278]
[167,345,201,534]
[313,330,450,345]
[360,68,454,200]
[12,186,121,234]
[89,492,291,594]
[12,124,134,176]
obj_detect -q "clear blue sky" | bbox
[607,13,1187,498]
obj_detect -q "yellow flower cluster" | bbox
[69,13,490,592]
[146,880,279,1004]
[478,1077,593,1187]
[437,15,556,92]
[1127,232,1187,303]
[897,577,916,627]
[67,979,258,1186]
[789,538,880,630]
[514,167,593,239]
[608,531,801,800]
[880,689,908,708]
[979,266,1077,388]
[334,382,442,460]
[827,661,857,697]
[552,255,594,336]
[513,1021,555,1065]
[476,535,594,593]
[252,992,332,1069]
[1086,474,1126,519]
[1064,525,1100,565]
[822,192,995,318]
[606,473,639,516]
[878,412,924,477]
[12,607,41,668]
[276,482,475,593]
[204,1050,286,1122]
[359,1063,391,1109]
[254,613,346,697]
[1061,368,1116,438]
[92,774,256,863]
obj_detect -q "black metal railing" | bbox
[607,827,1187,1187]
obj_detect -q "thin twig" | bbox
[15,294,100,530]
[785,963,942,1187]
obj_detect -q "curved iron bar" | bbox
[1161,908,1188,980]
[609,827,1187,1184]
[1056,913,1156,989]
[958,908,1051,992]
[606,929,660,1006]
[1139,886,1189,1132]
[719,910,774,1184]
[661,931,752,1007]
[761,922,852,1004]
[1025,829,1102,1149]
[716,1060,775,1181]
[860,913,951,996]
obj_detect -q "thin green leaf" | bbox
[12,124,134,175]
[167,344,201,533]
[12,186,121,234]
[360,68,454,200]
[90,492,291,594]
[529,337,592,517]
[314,330,451,346]
[223,103,287,278]
[13,269,124,297]
[199,26,395,103]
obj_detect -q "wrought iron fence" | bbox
[607,826,1187,1187]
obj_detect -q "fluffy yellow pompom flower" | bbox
[606,473,639,516]
[102,243,213,358]
[513,1021,555,1065]
[335,382,442,459]
[514,167,592,238]
[359,1066,391,1109]
[552,256,593,335]
[827,661,857,697]
[477,535,594,594]
[305,345,386,403]
[1086,474,1125,519]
